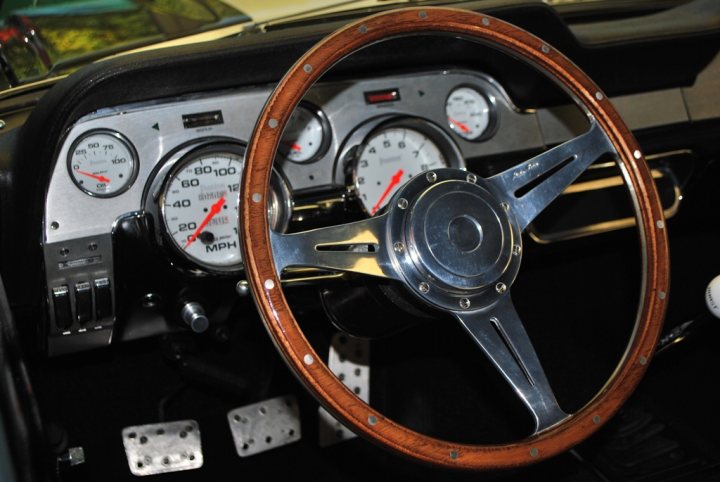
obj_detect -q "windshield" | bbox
[0,0,258,86]
[0,0,687,89]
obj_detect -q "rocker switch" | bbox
[52,286,72,330]
[94,278,112,320]
[74,282,92,324]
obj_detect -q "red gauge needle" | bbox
[370,168,404,216]
[76,170,111,183]
[291,143,302,152]
[184,196,225,249]
[448,117,471,134]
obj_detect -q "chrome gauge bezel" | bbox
[444,84,498,142]
[145,139,292,275]
[346,116,466,216]
[279,102,332,164]
[67,128,139,198]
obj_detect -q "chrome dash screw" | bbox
[418,282,430,293]
[393,241,405,253]
[495,282,507,294]
[459,298,471,309]
[426,172,437,183]
[397,198,408,210]
[466,173,477,184]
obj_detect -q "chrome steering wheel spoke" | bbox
[270,214,401,280]
[487,122,613,231]
[454,292,568,433]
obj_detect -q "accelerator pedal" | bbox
[319,333,370,447]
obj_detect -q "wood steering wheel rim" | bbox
[241,7,669,469]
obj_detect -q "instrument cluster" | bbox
[46,70,527,276]
[41,69,551,354]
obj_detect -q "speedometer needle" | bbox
[77,170,111,183]
[184,196,225,249]
[370,168,404,215]
[448,117,470,134]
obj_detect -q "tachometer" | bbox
[68,129,138,197]
[159,143,291,271]
[354,126,449,216]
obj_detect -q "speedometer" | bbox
[354,125,451,216]
[159,143,291,271]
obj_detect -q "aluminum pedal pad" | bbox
[122,420,202,476]
[227,395,301,457]
[319,333,370,447]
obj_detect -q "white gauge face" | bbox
[280,106,325,163]
[355,127,448,215]
[68,131,137,197]
[445,87,492,141]
[162,152,243,269]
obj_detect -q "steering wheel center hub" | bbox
[387,168,523,311]
[447,215,484,252]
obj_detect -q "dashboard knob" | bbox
[707,275,720,319]
[180,301,210,333]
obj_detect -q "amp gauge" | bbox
[68,129,138,197]
[445,86,495,141]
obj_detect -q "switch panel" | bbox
[43,234,115,356]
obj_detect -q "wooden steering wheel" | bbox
[241,7,669,469]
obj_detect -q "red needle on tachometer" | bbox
[291,143,302,152]
[184,196,225,249]
[370,168,404,215]
[448,117,470,134]
[77,170,111,183]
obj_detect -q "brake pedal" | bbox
[227,395,301,457]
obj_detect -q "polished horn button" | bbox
[448,215,483,253]
[387,168,523,311]
[406,179,513,291]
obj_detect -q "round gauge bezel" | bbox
[158,141,292,274]
[350,117,466,216]
[444,84,498,142]
[67,128,139,198]
[280,102,332,164]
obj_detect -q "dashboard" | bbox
[35,40,716,357]
[0,2,717,480]
[43,69,552,355]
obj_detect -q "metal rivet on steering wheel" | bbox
[241,7,669,469]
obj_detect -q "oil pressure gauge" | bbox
[68,129,138,197]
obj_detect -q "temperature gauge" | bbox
[445,86,494,141]
[68,130,138,197]
[279,105,329,163]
